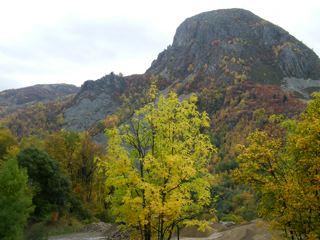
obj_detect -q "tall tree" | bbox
[77,132,102,202]
[99,91,216,240]
[44,130,81,181]
[235,92,320,239]
[0,158,33,240]
[44,131,102,203]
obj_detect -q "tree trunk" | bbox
[177,225,180,240]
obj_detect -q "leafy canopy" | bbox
[99,91,216,240]
[0,158,33,240]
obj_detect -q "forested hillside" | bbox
[0,84,79,117]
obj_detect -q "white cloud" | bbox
[0,0,319,90]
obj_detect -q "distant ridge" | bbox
[0,83,79,116]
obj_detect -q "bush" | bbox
[69,195,92,220]
[25,222,48,240]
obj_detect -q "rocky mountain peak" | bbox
[148,8,320,90]
[172,9,265,47]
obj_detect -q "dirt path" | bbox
[173,221,275,240]
[177,232,223,240]
[50,220,277,240]
[49,232,106,240]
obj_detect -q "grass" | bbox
[25,217,84,240]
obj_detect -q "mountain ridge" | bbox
[1,8,319,141]
[0,83,79,117]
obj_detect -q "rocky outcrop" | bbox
[63,73,126,131]
[147,9,320,88]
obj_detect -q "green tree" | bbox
[99,91,216,240]
[0,158,33,240]
[235,92,320,239]
[17,148,70,218]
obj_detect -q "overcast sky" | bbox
[0,0,319,90]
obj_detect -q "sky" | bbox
[0,0,319,90]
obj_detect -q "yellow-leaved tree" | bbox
[98,89,216,240]
[235,92,320,240]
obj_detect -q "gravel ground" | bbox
[49,232,106,240]
[49,220,278,240]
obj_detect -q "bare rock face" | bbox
[147,8,320,87]
[63,73,125,131]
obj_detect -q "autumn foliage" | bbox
[98,89,216,239]
[235,93,320,239]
